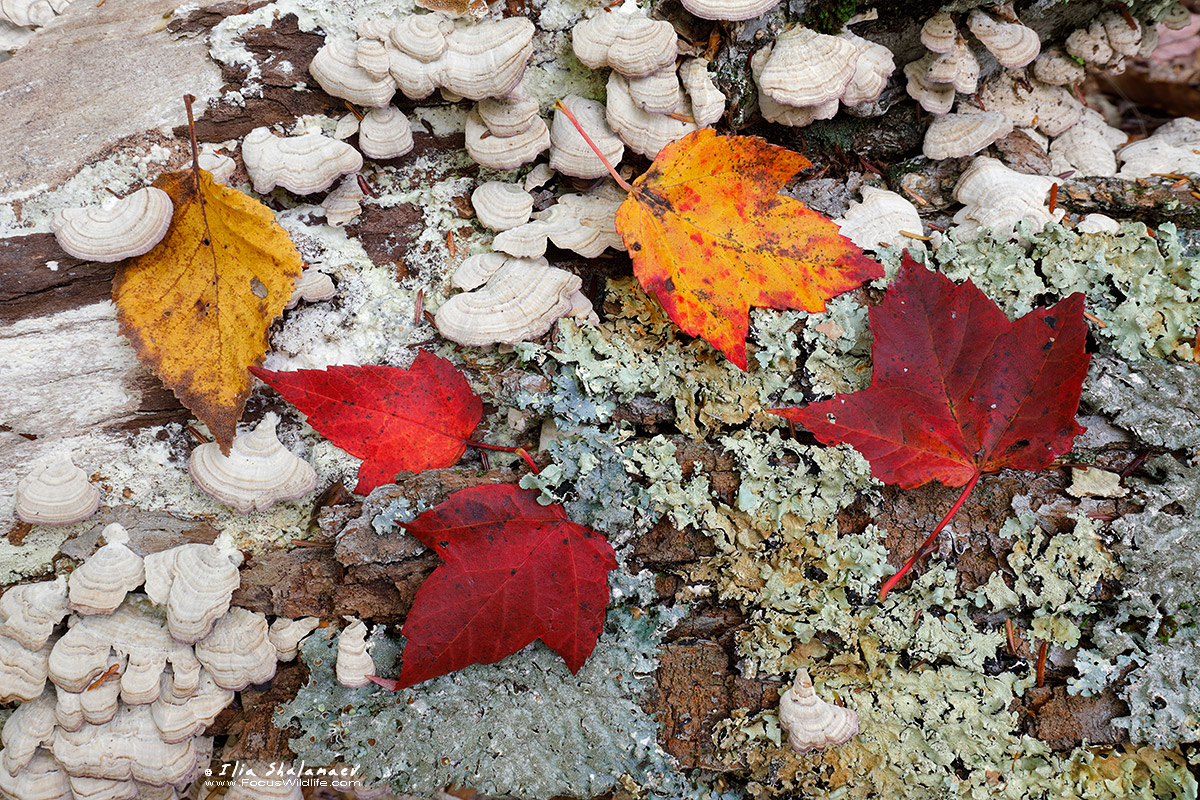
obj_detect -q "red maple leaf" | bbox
[250,351,483,495]
[775,253,1090,598]
[368,484,617,690]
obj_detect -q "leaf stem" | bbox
[463,440,540,474]
[878,470,982,602]
[183,94,201,193]
[552,99,633,192]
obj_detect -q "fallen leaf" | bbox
[250,351,483,495]
[114,169,303,452]
[775,253,1090,597]
[614,129,883,369]
[369,484,617,690]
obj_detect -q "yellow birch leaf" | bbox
[113,169,303,453]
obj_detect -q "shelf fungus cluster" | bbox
[335,618,375,688]
[14,454,100,527]
[187,414,318,514]
[752,26,894,127]
[0,528,318,799]
[778,670,859,753]
[572,0,726,157]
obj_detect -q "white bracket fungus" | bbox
[951,155,1063,241]
[335,618,375,688]
[385,16,535,101]
[495,186,625,260]
[309,36,397,107]
[0,634,51,703]
[921,11,958,53]
[549,95,625,179]
[285,267,337,308]
[15,454,100,527]
[1049,124,1118,178]
[966,7,1040,69]
[834,186,926,252]
[478,90,541,138]
[49,187,173,263]
[778,669,859,752]
[976,70,1083,137]
[241,127,363,196]
[435,255,594,346]
[1032,47,1086,86]
[839,32,897,108]
[904,54,956,115]
[357,106,414,160]
[0,0,67,28]
[67,524,144,616]
[755,27,858,110]
[143,544,242,644]
[679,59,726,127]
[321,176,365,228]
[268,617,320,662]
[571,0,678,78]
[187,413,318,514]
[678,0,780,20]
[925,38,980,94]
[0,577,68,652]
[1076,213,1120,234]
[471,181,535,231]
[606,73,697,157]
[197,145,236,185]
[627,65,684,115]
[193,608,276,691]
[922,110,1013,159]
[465,106,550,170]
[1117,117,1200,178]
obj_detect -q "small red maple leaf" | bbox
[775,253,1090,598]
[368,484,617,690]
[250,351,483,495]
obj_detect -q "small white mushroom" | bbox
[921,12,958,53]
[549,95,625,179]
[471,182,535,231]
[839,32,897,107]
[143,544,242,645]
[1049,124,1117,177]
[1032,47,1086,86]
[149,670,234,744]
[679,58,726,126]
[321,175,365,228]
[194,608,276,691]
[68,525,144,617]
[435,256,587,345]
[187,414,318,514]
[241,127,363,195]
[15,453,99,528]
[606,73,697,157]
[1066,21,1116,66]
[1076,213,1120,234]
[285,267,337,308]
[0,576,69,651]
[835,186,926,252]
[755,27,859,109]
[197,145,236,185]
[571,0,678,78]
[49,188,173,263]
[0,748,71,800]
[0,634,51,703]
[779,669,859,752]
[464,107,551,170]
[335,618,374,688]
[309,37,397,107]
[268,617,321,662]
[951,155,1063,241]
[677,0,779,20]
[358,106,414,160]
[923,110,1013,159]
[0,690,57,776]
[966,8,1040,68]
[904,54,956,115]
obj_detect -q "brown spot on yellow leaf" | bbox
[114,169,303,453]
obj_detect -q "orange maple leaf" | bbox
[611,129,883,369]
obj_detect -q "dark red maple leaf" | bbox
[775,253,1090,599]
[369,484,617,690]
[250,351,483,495]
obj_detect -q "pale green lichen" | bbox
[1083,354,1200,456]
[277,575,692,800]
[800,294,871,397]
[968,514,1121,649]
